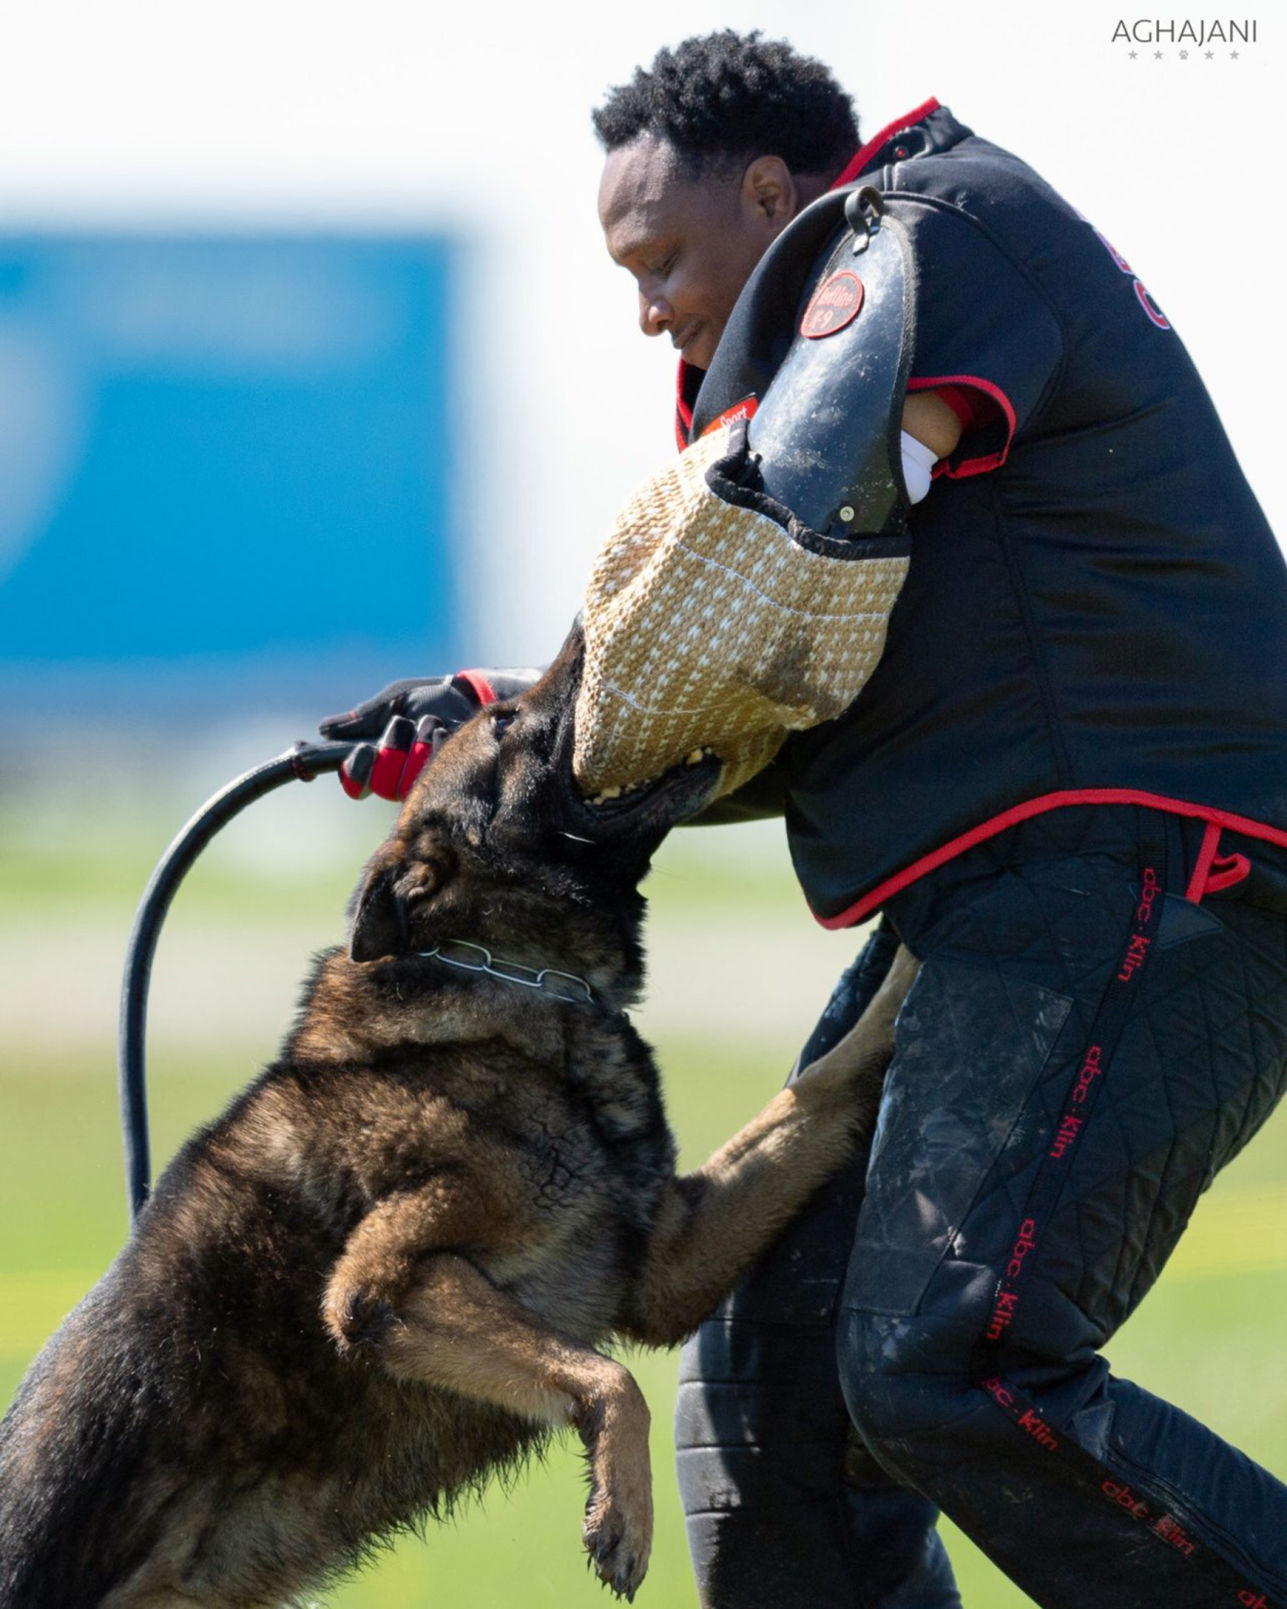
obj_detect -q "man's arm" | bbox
[903,391,963,460]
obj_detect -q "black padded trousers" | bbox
[677,806,1287,1608]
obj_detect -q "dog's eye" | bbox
[492,709,517,737]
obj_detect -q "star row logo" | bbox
[1126,47,1244,57]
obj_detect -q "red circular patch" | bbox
[800,271,865,339]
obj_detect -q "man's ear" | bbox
[349,866,408,963]
[740,155,797,233]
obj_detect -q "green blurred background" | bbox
[2,781,1284,1607]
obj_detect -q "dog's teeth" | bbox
[685,749,705,765]
[598,785,622,800]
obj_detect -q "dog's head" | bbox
[348,625,722,975]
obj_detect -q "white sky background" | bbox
[0,0,1278,666]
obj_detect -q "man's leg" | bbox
[676,922,961,1608]
[839,820,1287,1609]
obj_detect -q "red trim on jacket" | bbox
[675,360,696,450]
[1204,854,1252,895]
[1185,821,1223,902]
[906,374,1017,477]
[812,789,1287,930]
[932,383,998,434]
[1185,821,1253,901]
[829,98,943,191]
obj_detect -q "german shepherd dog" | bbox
[0,630,915,1608]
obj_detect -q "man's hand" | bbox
[319,669,543,800]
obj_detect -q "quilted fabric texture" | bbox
[573,427,909,798]
[676,807,1287,1608]
[839,809,1287,1607]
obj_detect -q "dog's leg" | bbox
[324,1200,652,1601]
[620,943,919,1346]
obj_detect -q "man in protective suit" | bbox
[323,31,1287,1609]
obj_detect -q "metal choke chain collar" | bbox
[419,940,595,1006]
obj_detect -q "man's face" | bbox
[598,134,790,372]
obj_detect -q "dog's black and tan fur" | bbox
[0,631,915,1608]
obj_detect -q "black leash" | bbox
[117,739,354,1223]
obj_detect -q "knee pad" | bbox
[837,1294,989,1476]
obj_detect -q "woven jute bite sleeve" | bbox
[573,425,910,799]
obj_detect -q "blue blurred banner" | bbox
[0,233,456,714]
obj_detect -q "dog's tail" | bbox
[0,1273,157,1608]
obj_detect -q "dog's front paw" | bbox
[583,1483,652,1601]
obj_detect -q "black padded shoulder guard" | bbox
[690,186,918,542]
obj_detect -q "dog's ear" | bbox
[349,845,458,963]
[349,867,408,963]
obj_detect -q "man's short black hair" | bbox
[593,30,859,180]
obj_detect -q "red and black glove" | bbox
[319,669,543,800]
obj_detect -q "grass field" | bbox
[3,781,1285,1607]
